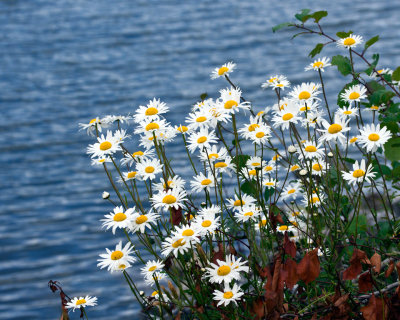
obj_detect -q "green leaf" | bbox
[309,43,324,58]
[384,137,400,161]
[232,155,250,170]
[295,9,311,22]
[364,35,379,50]
[366,80,385,93]
[331,55,352,76]
[382,121,399,134]
[392,67,400,81]
[373,163,391,179]
[264,188,275,202]
[272,22,292,33]
[241,181,257,197]
[348,215,368,235]
[364,54,380,75]
[344,157,356,164]
[369,89,395,105]
[200,93,208,101]
[336,31,353,38]
[311,11,328,23]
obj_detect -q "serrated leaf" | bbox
[309,43,324,58]
[336,31,353,38]
[311,11,328,23]
[392,67,400,81]
[272,22,291,33]
[295,9,311,22]
[331,55,352,76]
[384,137,400,161]
[364,35,379,50]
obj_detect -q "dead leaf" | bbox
[297,248,320,284]
[282,258,298,289]
[358,272,373,293]
[343,248,368,280]
[370,253,381,274]
[385,260,395,278]
[360,294,388,320]
[284,232,297,258]
[396,261,400,279]
[211,242,225,264]
[170,207,182,225]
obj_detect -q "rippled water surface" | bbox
[1,0,400,318]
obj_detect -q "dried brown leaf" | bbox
[385,260,395,278]
[360,294,388,320]
[358,272,373,293]
[284,232,297,258]
[370,252,381,274]
[297,248,320,284]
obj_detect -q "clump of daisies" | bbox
[75,12,400,319]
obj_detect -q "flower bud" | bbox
[299,169,307,176]
[288,145,297,154]
[102,191,110,199]
[139,291,145,296]
[327,152,334,158]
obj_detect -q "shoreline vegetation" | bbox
[52,9,400,319]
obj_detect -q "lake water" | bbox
[1,0,399,319]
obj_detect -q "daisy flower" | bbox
[91,156,111,166]
[255,216,269,231]
[263,178,278,189]
[310,160,329,176]
[175,124,190,134]
[135,118,170,135]
[97,241,136,273]
[211,156,235,176]
[370,68,392,80]
[261,75,290,90]
[318,115,351,145]
[241,167,261,181]
[66,296,97,312]
[213,283,244,307]
[187,129,218,153]
[289,164,301,172]
[205,254,249,285]
[357,123,392,152]
[277,224,296,234]
[302,193,325,207]
[340,84,367,104]
[238,116,264,140]
[129,210,160,233]
[141,260,165,279]
[272,78,291,90]
[193,214,221,236]
[272,101,301,130]
[145,272,167,286]
[161,234,191,257]
[218,87,250,114]
[102,114,131,124]
[173,224,201,244]
[305,57,331,72]
[342,159,376,186]
[246,156,267,169]
[288,82,321,103]
[186,109,214,130]
[153,176,186,192]
[79,117,109,136]
[134,98,169,123]
[101,206,135,234]
[248,123,272,145]
[301,109,325,128]
[298,141,324,160]
[120,149,155,166]
[337,34,363,49]
[234,205,261,223]
[151,188,187,211]
[135,158,163,181]
[335,106,359,119]
[87,130,121,158]
[211,62,236,79]
[191,172,219,193]
[198,205,222,217]
[226,194,256,211]
[121,170,139,182]
[114,129,130,142]
[263,162,278,175]
[281,182,302,201]
[199,145,228,163]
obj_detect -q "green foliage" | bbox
[336,31,353,38]
[241,180,257,197]
[264,187,275,202]
[200,93,208,101]
[347,215,368,235]
[364,35,379,51]
[364,53,379,75]
[384,137,400,161]
[232,154,250,170]
[368,89,395,105]
[295,9,311,22]
[309,43,324,58]
[331,55,352,76]
[272,22,292,33]
[392,66,400,81]
[311,11,328,23]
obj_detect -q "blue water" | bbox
[1,0,400,319]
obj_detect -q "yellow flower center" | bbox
[248,124,260,132]
[304,145,317,152]
[312,164,322,171]
[298,91,311,100]
[118,264,126,270]
[218,66,229,75]
[313,61,324,68]
[215,162,227,168]
[135,215,148,224]
[162,195,177,204]
[257,111,264,116]
[244,211,254,216]
[256,132,265,138]
[223,291,234,299]
[312,196,320,203]
[177,125,188,132]
[343,110,352,115]
[269,77,277,83]
[273,154,280,161]
[113,212,127,222]
[196,116,207,122]
[252,162,260,166]
[343,38,356,46]
[300,106,310,112]
[350,137,358,143]
[259,219,267,226]
[208,153,219,159]
[233,199,245,206]
[100,141,112,151]
[148,266,157,272]
[76,299,87,305]
[145,107,158,116]
[328,124,342,134]
[172,238,186,248]
[370,106,379,110]
[145,123,160,131]
[352,169,365,178]
[224,100,238,109]
[127,171,137,179]
[292,211,300,216]
[278,225,289,231]
[151,291,159,297]
[217,265,231,276]
[197,136,207,143]
[89,118,97,124]
[368,133,380,141]
[249,169,257,176]
[182,229,194,237]
[201,179,212,185]
[133,151,144,157]
[291,165,300,171]
[202,220,212,227]
[145,166,155,173]
[111,250,124,260]
[288,189,296,194]
[282,113,293,121]
[265,182,274,186]
[349,92,360,100]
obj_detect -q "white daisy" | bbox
[97,241,136,273]
[173,224,201,244]
[135,118,170,135]
[263,178,278,189]
[335,106,359,119]
[191,172,219,193]
[218,87,250,114]
[186,109,214,130]
[161,234,191,257]
[121,170,139,182]
[305,57,331,72]
[288,82,321,103]
[87,131,121,158]
[136,158,163,180]
[199,145,228,163]
[248,123,272,145]
[129,210,160,233]
[134,98,169,123]
[91,156,111,166]
[281,182,302,201]
[198,205,222,217]
[272,101,301,130]
[340,84,367,104]
[144,272,167,286]
[153,176,186,192]
[226,194,256,211]
[261,75,290,90]
[318,115,351,145]
[66,296,97,312]
[298,141,324,160]
[277,224,296,234]
[114,129,130,142]
[175,124,190,134]
[213,283,244,307]
[151,188,187,211]
[101,206,135,234]
[211,62,236,79]
[254,216,269,231]
[193,214,220,236]
[205,254,249,285]
[238,116,264,140]
[187,129,218,153]
[302,193,325,207]
[211,156,235,176]
[357,123,392,153]
[102,114,131,124]
[234,205,261,223]
[141,260,165,279]
[337,34,363,49]
[246,156,267,169]
[342,159,376,186]
[310,160,329,176]
[79,117,109,136]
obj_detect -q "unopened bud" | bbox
[299,169,307,176]
[139,291,145,296]
[102,191,110,199]
[327,152,334,158]
[288,145,297,154]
